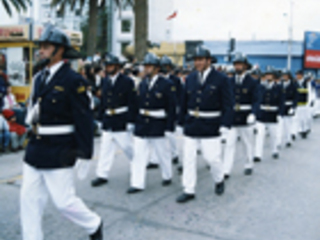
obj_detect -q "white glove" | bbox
[288,108,295,115]
[277,115,282,123]
[126,123,135,133]
[25,102,40,125]
[165,131,172,138]
[219,127,229,143]
[176,126,183,135]
[246,114,256,125]
[75,159,92,180]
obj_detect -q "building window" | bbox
[121,42,130,55]
[121,20,131,33]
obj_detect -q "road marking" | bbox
[0,175,22,184]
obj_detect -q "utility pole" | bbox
[287,0,294,70]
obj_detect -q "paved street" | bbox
[1,121,320,240]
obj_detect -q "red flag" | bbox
[167,11,177,20]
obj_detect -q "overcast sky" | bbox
[172,0,320,41]
[1,0,320,41]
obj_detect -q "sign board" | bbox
[304,31,320,69]
[6,48,26,85]
[0,25,30,41]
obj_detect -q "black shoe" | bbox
[162,179,172,186]
[244,168,253,175]
[215,181,225,195]
[254,157,261,163]
[197,150,201,155]
[292,134,296,141]
[300,132,307,139]
[127,187,143,194]
[224,174,230,180]
[91,178,108,187]
[176,193,195,203]
[286,142,291,148]
[172,157,179,164]
[90,221,103,240]
[147,163,159,169]
[272,153,279,159]
[177,165,183,175]
[206,165,211,170]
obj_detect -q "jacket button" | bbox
[146,102,149,106]
[145,119,149,123]
[37,136,41,140]
[52,99,56,103]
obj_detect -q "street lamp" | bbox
[285,0,294,70]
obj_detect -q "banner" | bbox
[304,31,320,69]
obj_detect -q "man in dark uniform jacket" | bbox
[128,52,176,194]
[254,69,285,160]
[176,46,233,203]
[21,25,103,240]
[281,69,298,147]
[160,55,182,165]
[91,53,136,187]
[223,53,260,178]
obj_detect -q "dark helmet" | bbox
[143,52,160,66]
[232,52,247,64]
[295,69,304,75]
[193,45,211,59]
[104,53,122,65]
[37,24,80,59]
[211,55,218,64]
[250,68,261,77]
[160,55,173,67]
[282,69,292,79]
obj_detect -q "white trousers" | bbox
[223,126,254,175]
[130,136,171,189]
[20,163,101,240]
[149,129,182,164]
[182,136,224,194]
[276,117,283,148]
[254,122,279,159]
[96,130,133,179]
[296,106,312,133]
[282,116,294,144]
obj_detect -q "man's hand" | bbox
[246,114,256,125]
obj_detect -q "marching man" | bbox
[176,46,233,203]
[127,53,176,194]
[223,53,260,178]
[281,70,298,147]
[91,54,136,187]
[21,25,103,240]
[254,69,285,161]
[295,70,314,139]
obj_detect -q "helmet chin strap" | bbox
[37,45,60,69]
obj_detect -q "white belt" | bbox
[139,109,166,118]
[234,104,252,111]
[260,105,278,111]
[285,101,293,106]
[189,110,221,118]
[105,106,128,115]
[38,125,75,135]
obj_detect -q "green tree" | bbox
[2,0,30,16]
[51,0,148,60]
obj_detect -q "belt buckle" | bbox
[32,125,38,135]
[194,110,199,118]
[144,110,149,116]
[235,104,240,111]
[267,106,270,111]
[110,109,115,115]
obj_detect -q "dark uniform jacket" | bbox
[179,68,233,138]
[134,75,176,137]
[282,80,298,116]
[257,82,284,123]
[231,74,260,126]
[25,63,94,169]
[99,73,136,131]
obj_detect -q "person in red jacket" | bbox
[2,109,27,151]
